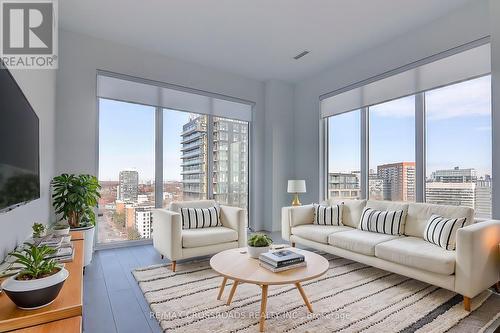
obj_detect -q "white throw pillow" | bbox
[423,214,467,250]
[180,206,221,229]
[359,207,404,235]
[313,203,343,226]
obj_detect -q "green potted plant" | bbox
[1,243,69,309]
[32,223,47,239]
[247,233,272,258]
[51,173,101,266]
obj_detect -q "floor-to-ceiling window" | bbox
[98,99,156,243]
[97,74,252,245]
[322,42,492,218]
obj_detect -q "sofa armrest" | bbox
[220,205,247,247]
[281,205,314,241]
[152,209,183,260]
[455,220,500,298]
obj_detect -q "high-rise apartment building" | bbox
[180,117,208,201]
[135,206,154,238]
[475,179,492,218]
[377,162,415,201]
[328,172,360,199]
[180,116,249,209]
[369,173,384,200]
[213,118,248,209]
[118,170,139,202]
[430,167,477,183]
[425,182,475,208]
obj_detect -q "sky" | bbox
[329,75,492,177]
[98,99,194,182]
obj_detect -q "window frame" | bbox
[96,75,253,248]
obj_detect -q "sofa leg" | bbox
[171,260,176,272]
[160,254,164,259]
[463,296,471,311]
[291,242,295,247]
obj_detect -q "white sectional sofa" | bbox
[282,199,500,311]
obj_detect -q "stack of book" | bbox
[259,249,306,272]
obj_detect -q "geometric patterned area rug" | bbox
[132,253,492,333]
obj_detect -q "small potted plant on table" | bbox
[51,173,101,266]
[1,243,69,309]
[31,223,47,239]
[247,233,272,258]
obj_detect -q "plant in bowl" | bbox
[32,223,47,239]
[1,243,69,309]
[247,233,272,258]
[52,223,70,236]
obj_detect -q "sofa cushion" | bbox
[182,226,238,248]
[180,206,221,229]
[405,202,474,238]
[291,224,352,244]
[328,229,400,256]
[359,207,405,235]
[328,199,367,228]
[170,200,217,213]
[366,200,409,234]
[313,203,343,226]
[423,215,467,250]
[375,236,456,275]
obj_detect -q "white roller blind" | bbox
[321,43,491,118]
[97,74,253,122]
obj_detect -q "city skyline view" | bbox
[98,100,249,243]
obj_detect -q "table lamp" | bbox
[288,180,306,206]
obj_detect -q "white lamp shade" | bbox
[288,180,306,193]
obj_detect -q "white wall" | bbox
[0,69,56,259]
[263,80,295,231]
[55,30,269,230]
[293,0,492,205]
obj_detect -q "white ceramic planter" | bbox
[1,268,69,309]
[247,246,270,259]
[71,225,94,266]
[52,226,70,236]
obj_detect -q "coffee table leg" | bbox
[217,277,228,300]
[226,280,239,305]
[295,282,313,313]
[259,285,268,332]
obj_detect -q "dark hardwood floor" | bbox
[83,234,500,333]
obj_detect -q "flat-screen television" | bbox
[0,65,40,212]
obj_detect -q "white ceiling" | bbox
[60,0,474,83]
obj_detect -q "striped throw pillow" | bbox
[359,207,404,235]
[313,203,343,226]
[423,214,467,250]
[180,206,221,229]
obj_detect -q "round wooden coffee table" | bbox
[210,247,329,332]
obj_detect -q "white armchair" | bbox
[152,200,247,271]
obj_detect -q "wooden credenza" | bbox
[0,231,84,333]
